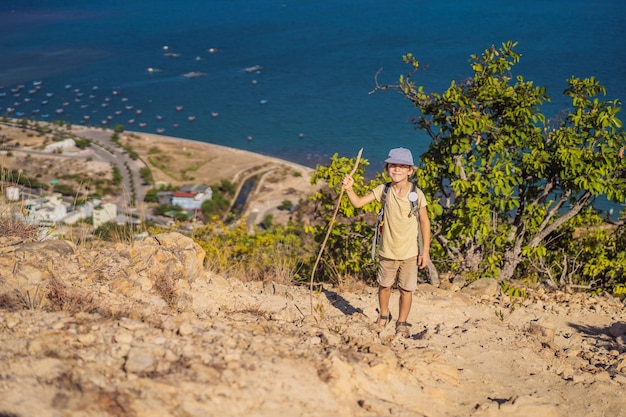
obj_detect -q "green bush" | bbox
[278,200,293,211]
[192,220,311,284]
[144,189,159,203]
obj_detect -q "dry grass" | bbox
[46,273,98,314]
[13,286,47,310]
[153,269,181,310]
[0,292,24,312]
[0,206,39,241]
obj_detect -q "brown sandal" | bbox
[375,312,392,327]
[395,321,412,338]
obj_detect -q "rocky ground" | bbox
[1,232,626,417]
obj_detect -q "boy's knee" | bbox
[398,286,413,294]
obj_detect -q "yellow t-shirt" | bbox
[372,183,427,260]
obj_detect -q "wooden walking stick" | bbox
[309,148,363,314]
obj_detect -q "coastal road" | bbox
[71,127,150,219]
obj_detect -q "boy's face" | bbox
[385,163,415,181]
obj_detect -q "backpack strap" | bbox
[410,184,434,279]
[409,182,425,256]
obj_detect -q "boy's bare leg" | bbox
[377,285,391,324]
[397,287,412,323]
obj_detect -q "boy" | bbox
[342,147,431,338]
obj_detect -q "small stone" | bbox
[125,347,155,374]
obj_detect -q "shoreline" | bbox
[2,120,317,175]
[71,125,317,174]
[132,130,316,175]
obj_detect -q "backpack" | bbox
[371,182,423,261]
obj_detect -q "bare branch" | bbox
[369,68,393,95]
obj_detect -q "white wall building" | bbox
[171,185,213,211]
[61,201,95,225]
[44,138,76,153]
[6,186,20,201]
[23,193,67,226]
[92,203,117,229]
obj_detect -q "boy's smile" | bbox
[387,164,413,182]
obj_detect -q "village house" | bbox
[171,184,212,211]
[21,193,67,227]
[92,203,117,229]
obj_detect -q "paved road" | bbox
[73,127,150,218]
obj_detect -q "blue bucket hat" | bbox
[384,147,414,166]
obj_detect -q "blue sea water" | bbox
[1,0,625,210]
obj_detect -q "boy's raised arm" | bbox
[343,175,376,208]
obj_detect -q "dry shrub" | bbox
[0,286,48,311]
[0,209,39,241]
[14,286,47,310]
[0,292,21,311]
[202,237,301,285]
[47,273,98,313]
[154,269,180,310]
[228,302,266,318]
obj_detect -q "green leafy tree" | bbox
[278,199,293,211]
[216,179,236,197]
[74,138,91,149]
[201,192,230,219]
[111,165,123,185]
[139,166,153,184]
[144,188,159,203]
[373,41,626,282]
[528,208,626,290]
[154,203,183,216]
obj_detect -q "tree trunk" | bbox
[498,250,521,282]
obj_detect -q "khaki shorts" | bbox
[376,256,418,291]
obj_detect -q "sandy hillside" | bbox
[1,233,626,417]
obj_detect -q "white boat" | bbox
[182,71,207,78]
[243,65,262,73]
